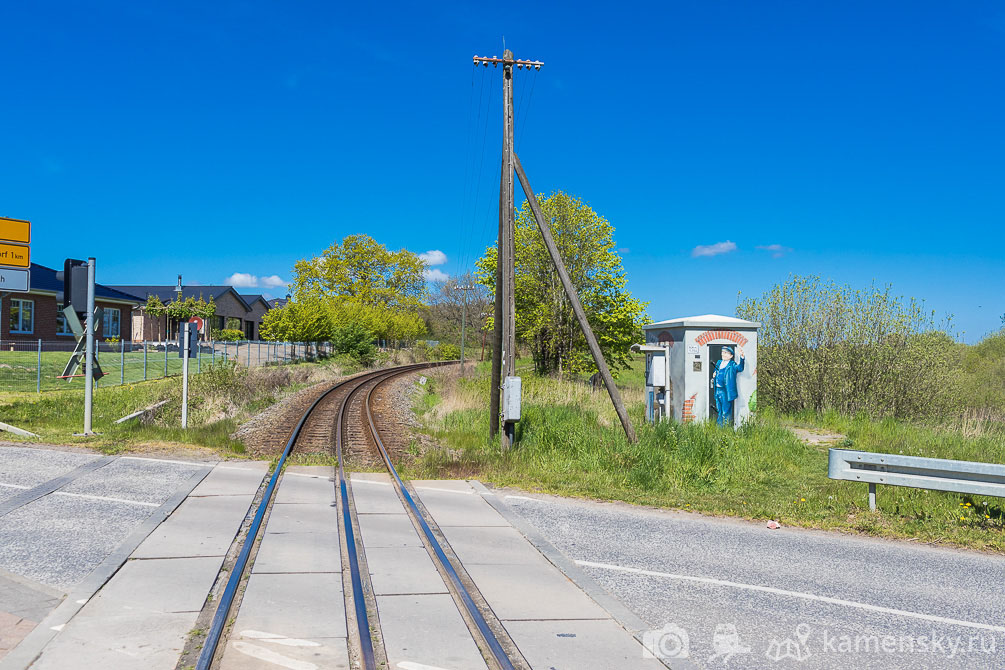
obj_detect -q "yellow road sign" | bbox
[0,243,30,268]
[0,217,30,244]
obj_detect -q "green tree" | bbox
[291,234,426,309]
[476,191,648,376]
[260,298,335,344]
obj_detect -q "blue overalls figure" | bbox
[713,346,745,426]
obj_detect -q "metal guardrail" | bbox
[828,448,1005,511]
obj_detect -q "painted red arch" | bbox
[695,329,748,347]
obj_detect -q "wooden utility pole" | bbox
[513,153,638,443]
[477,50,542,448]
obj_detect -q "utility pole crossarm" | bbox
[512,152,639,444]
[473,55,544,70]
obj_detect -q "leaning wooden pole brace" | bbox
[512,152,638,443]
[489,153,505,438]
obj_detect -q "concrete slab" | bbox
[356,513,423,548]
[253,532,341,574]
[349,474,402,514]
[413,486,509,527]
[221,633,350,670]
[503,619,668,670]
[74,556,222,617]
[230,573,347,639]
[377,593,488,670]
[413,479,477,493]
[441,525,555,567]
[58,458,206,505]
[0,448,99,489]
[464,562,609,621]
[188,461,269,497]
[29,610,197,670]
[265,501,337,534]
[0,570,62,622]
[131,494,254,558]
[275,471,336,505]
[366,546,447,596]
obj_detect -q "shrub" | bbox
[332,321,376,365]
[737,275,961,420]
[433,343,460,360]
[215,329,245,341]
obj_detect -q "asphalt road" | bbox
[501,489,1005,670]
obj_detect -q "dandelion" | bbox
[960,516,966,521]
[800,498,806,502]
[986,515,991,519]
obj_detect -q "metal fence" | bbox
[0,339,331,393]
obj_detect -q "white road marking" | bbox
[576,560,1005,634]
[0,482,31,490]
[350,478,392,486]
[51,491,159,507]
[504,495,535,501]
[232,641,318,669]
[75,599,88,604]
[284,472,328,480]
[49,624,64,631]
[397,662,455,670]
[414,486,474,495]
[240,630,321,647]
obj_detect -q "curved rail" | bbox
[364,369,518,670]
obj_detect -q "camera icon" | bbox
[642,622,690,660]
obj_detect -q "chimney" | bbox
[176,274,183,293]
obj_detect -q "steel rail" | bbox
[195,364,432,669]
[364,367,517,670]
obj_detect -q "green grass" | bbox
[404,358,1005,553]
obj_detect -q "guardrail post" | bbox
[36,339,41,393]
[120,338,125,385]
[868,483,877,511]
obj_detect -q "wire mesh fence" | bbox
[0,339,331,393]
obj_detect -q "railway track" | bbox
[194,362,525,670]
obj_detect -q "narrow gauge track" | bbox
[195,361,518,670]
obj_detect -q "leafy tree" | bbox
[260,298,335,343]
[476,191,648,376]
[291,234,426,309]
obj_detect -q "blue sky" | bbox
[2,2,1003,340]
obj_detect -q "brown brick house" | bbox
[0,263,141,343]
[111,282,272,342]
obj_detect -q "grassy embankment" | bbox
[404,357,1005,553]
[0,355,366,455]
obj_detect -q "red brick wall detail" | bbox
[682,393,698,423]
[694,329,748,347]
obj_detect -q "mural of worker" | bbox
[713,345,745,426]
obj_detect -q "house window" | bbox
[57,304,74,335]
[102,308,121,338]
[216,315,226,331]
[226,317,242,331]
[9,299,33,334]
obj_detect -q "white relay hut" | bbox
[640,314,759,426]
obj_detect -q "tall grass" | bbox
[407,363,1005,552]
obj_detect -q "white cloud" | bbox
[419,250,447,266]
[260,275,287,289]
[423,268,450,282]
[691,241,737,258]
[224,272,259,288]
[756,244,793,259]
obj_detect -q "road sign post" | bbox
[182,322,190,429]
[83,258,96,435]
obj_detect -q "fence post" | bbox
[258,341,261,366]
[144,342,148,381]
[164,341,168,377]
[120,339,125,386]
[197,337,202,374]
[36,339,41,393]
[211,341,215,366]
